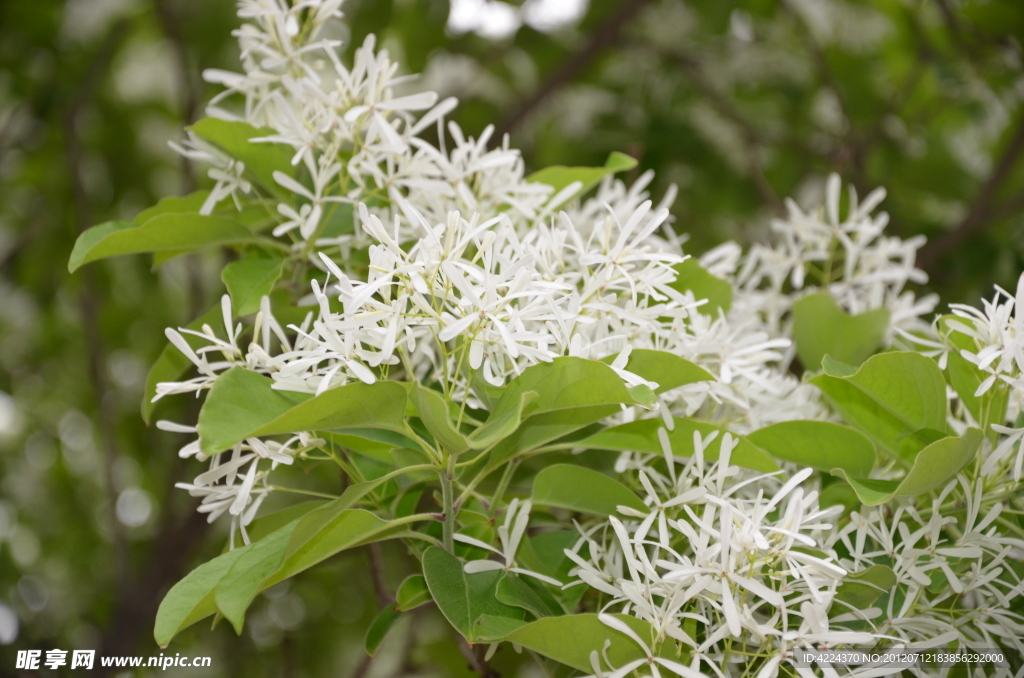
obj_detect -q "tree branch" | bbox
[367,542,393,608]
[62,15,134,595]
[918,114,1024,272]
[153,0,201,191]
[658,48,786,215]
[457,636,499,678]
[491,0,652,143]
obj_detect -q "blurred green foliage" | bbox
[2,0,1024,675]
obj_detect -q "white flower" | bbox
[454,499,562,586]
[583,614,704,678]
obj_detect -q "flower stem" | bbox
[441,453,457,553]
[490,458,520,517]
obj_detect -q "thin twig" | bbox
[367,542,393,608]
[491,0,652,142]
[457,636,499,678]
[62,16,134,598]
[918,114,1024,272]
[351,653,374,678]
[658,48,786,215]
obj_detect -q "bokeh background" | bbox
[1,0,1023,675]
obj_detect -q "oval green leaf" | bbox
[810,352,948,459]
[532,464,646,516]
[792,293,889,370]
[746,421,875,477]
[577,417,778,473]
[69,214,260,273]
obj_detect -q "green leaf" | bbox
[142,303,223,424]
[410,383,469,455]
[485,358,657,465]
[517,531,585,611]
[832,428,983,505]
[669,259,733,316]
[833,565,896,610]
[365,607,402,656]
[578,417,779,473]
[810,352,948,459]
[938,317,1010,435]
[215,522,298,633]
[600,349,713,394]
[468,389,537,450]
[495,573,562,618]
[154,543,250,647]
[189,117,296,196]
[197,368,409,455]
[746,421,875,477]
[276,509,424,586]
[395,574,432,611]
[489,405,619,467]
[221,258,285,316]
[792,293,890,369]
[68,214,260,272]
[480,614,663,672]
[196,369,310,455]
[243,501,327,544]
[532,464,647,516]
[135,191,209,223]
[421,546,525,642]
[517,532,578,584]
[526,151,637,198]
[215,509,428,633]
[501,357,653,415]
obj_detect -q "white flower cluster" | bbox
[912,274,1024,480]
[568,430,877,678]
[151,0,942,557]
[574,429,1024,677]
[826,476,1024,661]
[731,174,938,347]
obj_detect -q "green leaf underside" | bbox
[526,151,637,196]
[532,464,647,516]
[811,352,948,459]
[669,259,733,316]
[600,349,713,394]
[154,545,250,647]
[68,214,259,272]
[834,565,897,609]
[159,507,425,642]
[222,258,285,316]
[578,417,779,473]
[395,575,432,611]
[421,547,525,642]
[142,303,223,424]
[243,500,326,545]
[215,522,297,633]
[792,293,889,370]
[832,428,983,505]
[197,368,409,455]
[746,421,876,477]
[478,613,669,673]
[365,607,402,656]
